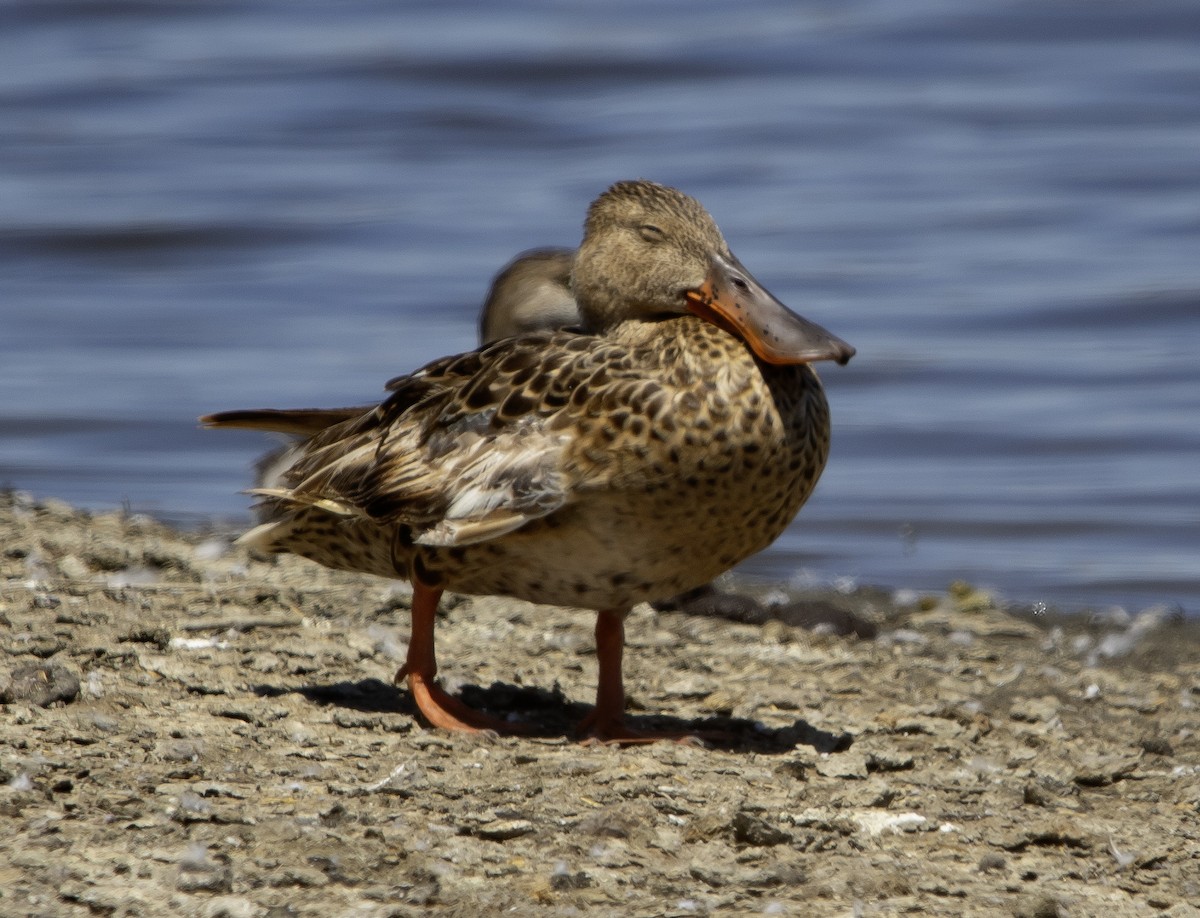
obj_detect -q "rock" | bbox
[978,852,1007,872]
[994,819,1092,852]
[730,810,792,847]
[773,600,878,638]
[1139,735,1174,756]
[653,584,768,624]
[0,660,81,707]
[176,847,234,893]
[815,752,868,779]
[1160,905,1200,918]
[865,748,915,772]
[1072,751,1141,787]
[1014,895,1070,918]
[58,554,90,580]
[1009,696,1060,723]
[476,818,536,841]
[201,896,260,918]
[848,811,926,836]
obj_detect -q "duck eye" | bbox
[638,224,665,243]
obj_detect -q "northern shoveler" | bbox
[202,180,853,742]
[478,246,577,344]
[478,245,772,624]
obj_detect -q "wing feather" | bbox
[248,330,604,546]
[212,322,692,550]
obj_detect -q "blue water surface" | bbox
[2,0,1198,612]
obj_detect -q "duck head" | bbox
[479,247,578,344]
[572,180,854,366]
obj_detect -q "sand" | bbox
[1,492,1197,917]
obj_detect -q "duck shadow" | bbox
[252,678,853,754]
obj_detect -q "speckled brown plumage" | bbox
[239,317,829,610]
[203,179,853,742]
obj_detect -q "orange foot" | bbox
[397,666,534,735]
[573,708,709,747]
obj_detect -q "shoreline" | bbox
[12,487,1194,624]
[2,494,1198,916]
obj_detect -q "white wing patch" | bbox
[413,429,569,546]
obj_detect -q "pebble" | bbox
[201,896,259,918]
[58,555,90,580]
[3,497,1198,916]
[0,660,81,707]
[176,862,233,893]
[476,818,536,841]
[815,751,868,779]
[849,812,926,836]
[864,749,914,772]
[729,810,791,847]
[977,852,1006,872]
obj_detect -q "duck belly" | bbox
[428,425,825,610]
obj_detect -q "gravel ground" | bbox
[2,493,1198,917]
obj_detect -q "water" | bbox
[2,0,1198,614]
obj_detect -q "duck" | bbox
[202,179,854,742]
[478,246,770,624]
[478,247,577,344]
[243,248,579,502]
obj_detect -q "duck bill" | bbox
[684,253,855,366]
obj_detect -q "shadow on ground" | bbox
[252,678,853,754]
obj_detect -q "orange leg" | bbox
[394,580,529,734]
[575,609,716,746]
[574,609,629,739]
[574,609,669,744]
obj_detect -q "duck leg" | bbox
[576,609,719,746]
[573,608,630,739]
[395,580,528,734]
[575,609,667,744]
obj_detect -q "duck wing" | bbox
[248,329,630,548]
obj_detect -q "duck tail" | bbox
[200,407,367,437]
